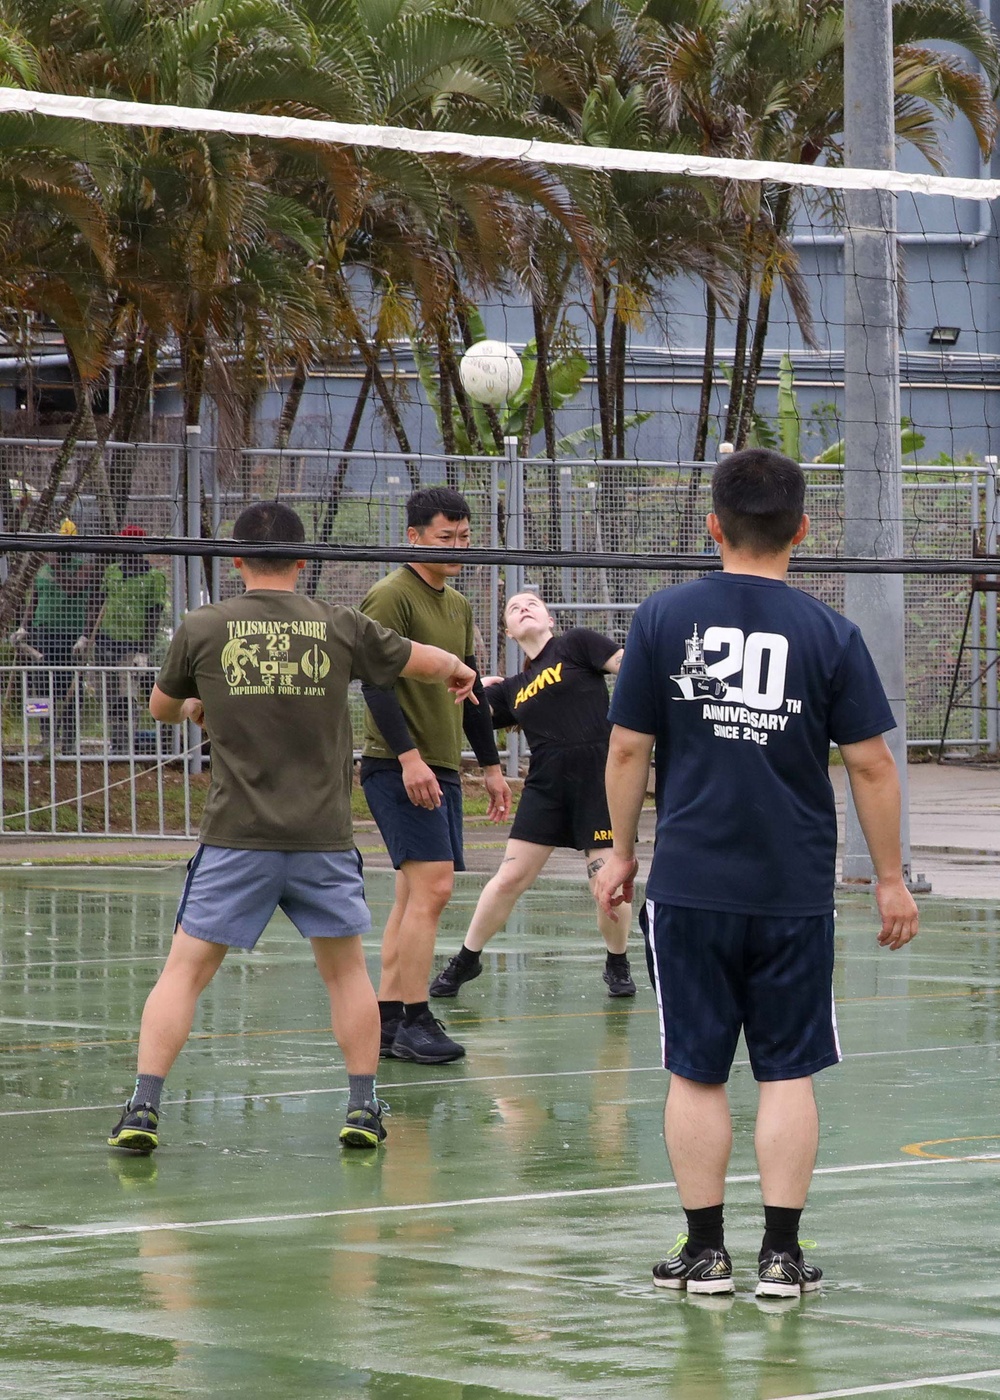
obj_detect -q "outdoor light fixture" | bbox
[928,326,961,345]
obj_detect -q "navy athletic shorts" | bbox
[362,767,465,870]
[510,742,614,851]
[176,846,371,948]
[641,900,841,1084]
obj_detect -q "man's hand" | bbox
[483,766,512,824]
[875,877,919,950]
[181,698,205,728]
[400,749,442,809]
[446,659,477,704]
[594,850,640,921]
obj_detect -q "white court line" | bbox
[773,1368,1000,1399]
[1,1038,998,1119]
[1,1152,998,1249]
[0,1017,112,1031]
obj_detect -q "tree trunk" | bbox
[693,288,717,462]
[611,310,627,460]
[724,223,755,444]
[304,366,374,597]
[275,358,308,450]
[735,191,792,451]
[593,277,614,461]
[437,329,457,473]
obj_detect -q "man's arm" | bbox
[839,734,919,950]
[461,665,510,823]
[593,724,654,919]
[602,648,624,675]
[149,685,203,727]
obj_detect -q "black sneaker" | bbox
[603,957,637,998]
[380,1019,401,1059]
[391,1012,466,1064]
[756,1249,823,1298]
[653,1235,734,1295]
[108,1101,159,1154]
[429,953,482,998]
[340,1100,388,1149]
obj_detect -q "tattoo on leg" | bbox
[502,856,517,865]
[587,857,605,879]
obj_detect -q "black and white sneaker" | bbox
[391,1011,466,1064]
[603,957,637,997]
[653,1235,734,1295]
[756,1249,823,1298]
[429,953,482,999]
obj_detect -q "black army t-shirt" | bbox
[486,628,619,750]
[609,573,895,916]
[157,591,411,850]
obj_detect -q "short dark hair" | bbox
[233,501,305,573]
[711,449,806,554]
[406,487,471,530]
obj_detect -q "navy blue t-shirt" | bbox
[608,572,896,916]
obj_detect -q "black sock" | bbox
[455,945,480,968]
[606,950,629,966]
[761,1205,802,1258]
[403,1001,430,1025]
[347,1074,376,1112]
[379,1000,403,1027]
[684,1203,725,1253]
[129,1073,164,1112]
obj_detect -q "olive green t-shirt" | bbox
[360,566,475,771]
[157,590,411,850]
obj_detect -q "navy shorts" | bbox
[510,743,614,851]
[176,846,371,948]
[642,900,841,1083]
[362,767,465,870]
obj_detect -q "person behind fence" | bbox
[594,447,920,1300]
[77,525,167,753]
[430,590,637,1003]
[107,501,480,1156]
[9,519,93,753]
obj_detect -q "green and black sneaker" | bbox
[108,1101,159,1155]
[339,1099,388,1149]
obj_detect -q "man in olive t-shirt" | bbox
[108,503,478,1157]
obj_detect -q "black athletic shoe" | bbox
[380,1019,401,1059]
[429,953,482,998]
[391,1012,466,1064]
[756,1250,823,1298]
[108,1101,159,1155]
[339,1100,388,1149]
[653,1235,734,1295]
[603,957,637,998]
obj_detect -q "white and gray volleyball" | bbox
[459,340,523,406]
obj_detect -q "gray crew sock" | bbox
[348,1074,376,1112]
[130,1073,164,1112]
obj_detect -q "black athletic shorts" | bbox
[510,741,614,851]
[641,901,841,1084]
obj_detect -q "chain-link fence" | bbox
[1,437,993,836]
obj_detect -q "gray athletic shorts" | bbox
[176,845,371,948]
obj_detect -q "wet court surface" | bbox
[0,866,999,1399]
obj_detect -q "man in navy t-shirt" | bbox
[595,448,919,1300]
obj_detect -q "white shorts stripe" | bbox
[645,898,667,1066]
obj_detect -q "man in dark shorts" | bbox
[595,448,919,1298]
[360,487,512,1065]
[107,502,478,1155]
[430,590,636,1001]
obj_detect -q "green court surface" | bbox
[1,866,999,1400]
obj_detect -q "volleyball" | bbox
[459,340,523,406]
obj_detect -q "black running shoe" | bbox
[429,953,482,998]
[380,1019,401,1059]
[756,1249,823,1298]
[108,1101,159,1154]
[603,957,637,998]
[653,1235,734,1295]
[339,1100,388,1149]
[391,1012,466,1064]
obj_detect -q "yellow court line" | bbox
[901,1134,1000,1161]
[0,985,996,1055]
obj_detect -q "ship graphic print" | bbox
[670,625,729,701]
